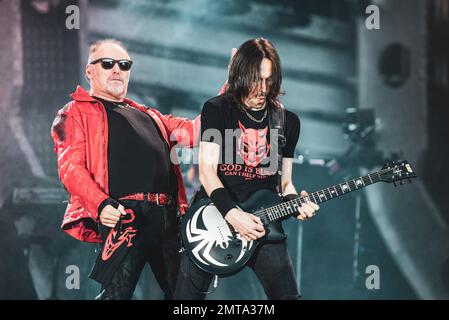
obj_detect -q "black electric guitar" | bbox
[181,160,417,276]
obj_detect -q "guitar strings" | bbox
[251,165,407,221]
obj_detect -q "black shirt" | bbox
[199,95,300,203]
[96,97,174,198]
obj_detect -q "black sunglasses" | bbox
[90,58,133,71]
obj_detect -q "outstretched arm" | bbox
[162,113,201,148]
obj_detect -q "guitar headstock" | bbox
[379,160,417,186]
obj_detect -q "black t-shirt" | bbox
[199,95,300,203]
[96,97,174,198]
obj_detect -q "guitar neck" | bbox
[262,171,382,222]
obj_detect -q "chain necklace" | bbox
[113,102,130,109]
[242,105,267,123]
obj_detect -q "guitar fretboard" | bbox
[259,172,382,222]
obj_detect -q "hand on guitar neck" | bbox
[295,190,320,221]
[225,208,266,241]
[224,191,319,241]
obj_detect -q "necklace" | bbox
[113,101,129,109]
[242,107,267,123]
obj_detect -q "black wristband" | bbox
[282,193,299,202]
[210,188,236,217]
[98,198,120,216]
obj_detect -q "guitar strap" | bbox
[268,103,286,196]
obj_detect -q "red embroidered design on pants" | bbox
[102,209,137,261]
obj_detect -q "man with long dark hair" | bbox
[174,38,319,300]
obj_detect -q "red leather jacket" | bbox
[51,86,200,243]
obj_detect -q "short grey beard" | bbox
[106,84,126,99]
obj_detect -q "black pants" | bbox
[95,200,181,300]
[173,241,300,300]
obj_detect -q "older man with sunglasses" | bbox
[51,39,200,299]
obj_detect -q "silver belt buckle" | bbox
[156,193,160,206]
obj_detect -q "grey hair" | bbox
[88,39,128,62]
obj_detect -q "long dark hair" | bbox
[226,38,283,110]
